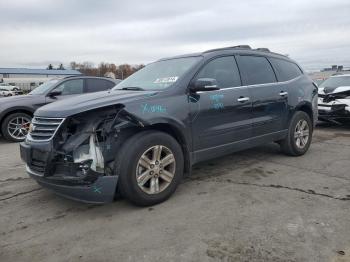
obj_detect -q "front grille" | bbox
[28,117,65,141]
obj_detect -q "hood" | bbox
[35,90,156,118]
[326,86,350,94]
[319,86,350,103]
[0,94,40,107]
[323,85,350,94]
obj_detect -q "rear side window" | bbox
[236,55,276,85]
[86,79,116,93]
[269,58,303,82]
[196,56,241,88]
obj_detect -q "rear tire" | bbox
[1,113,32,142]
[280,111,312,156]
[116,131,184,206]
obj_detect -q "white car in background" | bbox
[0,83,20,91]
[0,88,15,97]
[318,74,350,123]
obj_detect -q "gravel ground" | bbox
[0,123,349,262]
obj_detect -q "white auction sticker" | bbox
[154,76,179,84]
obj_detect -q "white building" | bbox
[0,68,82,91]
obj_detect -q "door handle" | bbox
[237,97,250,102]
[279,91,288,97]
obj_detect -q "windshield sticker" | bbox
[141,103,167,114]
[210,94,225,110]
[154,77,179,84]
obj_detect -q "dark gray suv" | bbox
[20,46,318,206]
[0,76,120,142]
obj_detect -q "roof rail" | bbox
[232,45,252,49]
[204,45,252,53]
[63,75,84,79]
[255,48,270,52]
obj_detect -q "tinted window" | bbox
[196,56,241,88]
[86,79,115,93]
[54,79,84,95]
[269,58,302,81]
[237,56,276,85]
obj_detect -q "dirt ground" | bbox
[0,123,350,262]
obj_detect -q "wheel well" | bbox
[0,109,33,131]
[297,105,313,124]
[145,123,191,176]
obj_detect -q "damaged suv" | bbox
[318,74,350,123]
[20,46,317,206]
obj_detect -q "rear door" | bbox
[190,56,252,151]
[236,55,287,137]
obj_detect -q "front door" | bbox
[189,56,252,152]
[46,79,85,104]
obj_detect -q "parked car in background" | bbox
[0,83,20,91]
[0,76,121,142]
[20,45,317,206]
[0,88,15,97]
[318,74,350,123]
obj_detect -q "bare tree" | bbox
[69,61,144,78]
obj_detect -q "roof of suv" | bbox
[56,75,122,83]
[159,45,291,62]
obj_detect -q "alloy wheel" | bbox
[7,116,31,140]
[136,145,176,195]
[294,119,309,149]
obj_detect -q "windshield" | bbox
[113,56,202,91]
[29,79,59,95]
[319,76,350,93]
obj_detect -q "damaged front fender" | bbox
[53,106,148,180]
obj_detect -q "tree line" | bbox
[47,62,145,79]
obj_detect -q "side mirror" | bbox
[48,90,62,97]
[190,78,220,92]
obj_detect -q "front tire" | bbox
[280,111,312,156]
[116,131,184,206]
[1,113,32,142]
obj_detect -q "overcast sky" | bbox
[0,0,349,71]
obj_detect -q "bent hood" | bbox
[35,90,156,118]
[322,86,350,94]
[319,86,350,103]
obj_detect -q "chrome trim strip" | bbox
[27,117,65,142]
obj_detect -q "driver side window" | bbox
[53,79,84,95]
[196,56,241,88]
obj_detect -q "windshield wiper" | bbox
[119,87,145,91]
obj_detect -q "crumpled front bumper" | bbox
[318,103,350,121]
[20,141,118,204]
